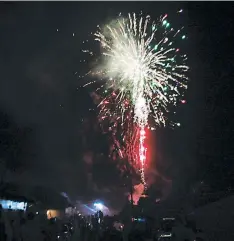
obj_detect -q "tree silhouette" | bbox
[0,111,31,187]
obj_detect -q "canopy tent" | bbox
[29,186,72,210]
[0,182,72,210]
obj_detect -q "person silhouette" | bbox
[0,205,7,241]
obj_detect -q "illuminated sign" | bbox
[0,200,27,210]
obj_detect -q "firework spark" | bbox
[83,12,188,185]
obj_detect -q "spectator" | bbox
[10,220,17,241]
[11,212,22,241]
[4,209,13,241]
[21,212,44,241]
[0,205,7,241]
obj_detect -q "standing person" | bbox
[21,212,44,241]
[11,211,22,241]
[71,215,81,241]
[0,205,7,241]
[4,209,13,241]
[10,220,17,241]
[122,203,132,241]
[79,217,86,241]
[19,217,26,241]
[172,218,196,241]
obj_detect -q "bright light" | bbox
[83,12,188,187]
[160,234,172,237]
[0,200,27,211]
[94,202,103,210]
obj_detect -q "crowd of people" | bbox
[0,205,125,241]
[0,204,51,241]
[0,204,204,241]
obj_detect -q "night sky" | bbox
[0,2,233,209]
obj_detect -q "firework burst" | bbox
[82,11,189,186]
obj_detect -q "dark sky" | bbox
[0,2,233,208]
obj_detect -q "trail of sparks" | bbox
[82,11,188,186]
[139,127,147,186]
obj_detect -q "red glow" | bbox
[124,100,129,106]
[128,183,144,205]
[139,126,147,186]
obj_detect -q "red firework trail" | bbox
[139,127,147,187]
[91,91,150,183]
